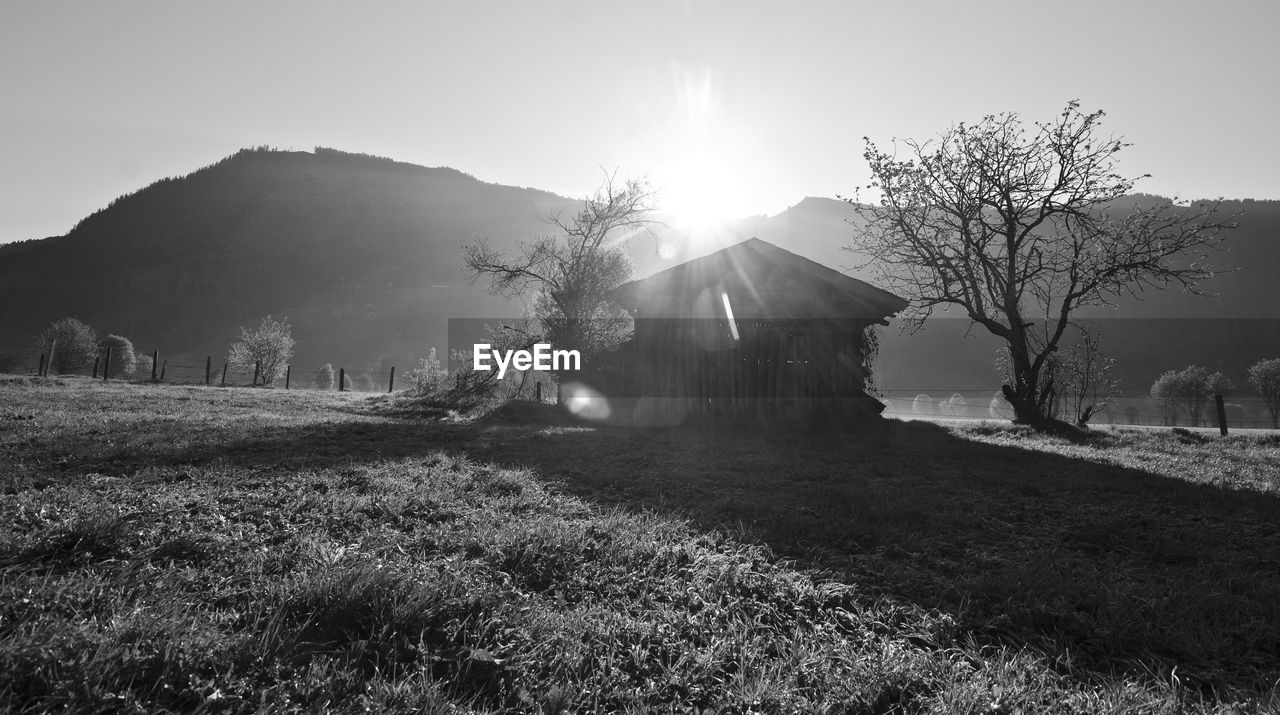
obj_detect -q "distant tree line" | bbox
[1150,360,1280,428]
[28,317,142,379]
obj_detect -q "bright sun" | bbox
[646,66,757,243]
[660,153,743,234]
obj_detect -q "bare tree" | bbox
[1044,329,1121,428]
[845,101,1235,431]
[463,174,655,358]
[228,315,294,386]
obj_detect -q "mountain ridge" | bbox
[1,147,1277,394]
[0,147,582,368]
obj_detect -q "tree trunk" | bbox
[1000,334,1050,426]
[1001,383,1045,424]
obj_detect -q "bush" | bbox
[911,394,934,414]
[315,363,335,390]
[941,393,968,417]
[135,354,155,382]
[98,335,137,379]
[988,391,1013,420]
[432,349,500,406]
[1247,357,1280,429]
[37,317,98,374]
[409,349,449,396]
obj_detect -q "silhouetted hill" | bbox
[0,147,581,368]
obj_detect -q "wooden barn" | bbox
[577,238,908,425]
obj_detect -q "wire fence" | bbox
[0,345,402,394]
[2,344,1275,429]
[0,344,556,400]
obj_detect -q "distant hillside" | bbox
[740,196,1280,393]
[1,148,1276,393]
[0,147,581,368]
[747,195,1280,320]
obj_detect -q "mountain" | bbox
[1,148,1277,395]
[0,147,581,368]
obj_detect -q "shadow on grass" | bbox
[47,403,1280,696]
[465,417,1280,692]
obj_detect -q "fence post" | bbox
[221,363,228,387]
[205,356,212,386]
[38,353,46,378]
[1215,394,1228,436]
[151,351,158,382]
[92,356,100,379]
[103,347,112,382]
[252,360,261,387]
[285,365,291,390]
[339,368,345,392]
[387,366,395,393]
[47,339,57,376]
[159,360,167,382]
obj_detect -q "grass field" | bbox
[2,377,1278,713]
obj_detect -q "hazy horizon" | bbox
[3,0,1278,245]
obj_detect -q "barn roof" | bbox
[610,237,908,322]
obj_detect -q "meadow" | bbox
[1,377,1278,713]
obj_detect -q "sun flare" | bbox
[660,154,744,233]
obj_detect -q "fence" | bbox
[0,344,402,394]
[0,343,562,401]
[1,344,1275,429]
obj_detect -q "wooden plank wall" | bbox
[592,318,875,418]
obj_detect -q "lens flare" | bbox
[559,382,612,422]
[721,291,739,341]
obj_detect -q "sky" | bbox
[1,0,1277,245]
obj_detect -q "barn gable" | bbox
[610,237,907,321]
